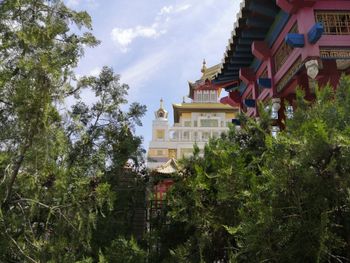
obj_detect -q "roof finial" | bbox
[201,59,207,73]
[160,98,164,109]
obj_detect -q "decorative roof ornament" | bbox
[155,98,168,120]
[201,59,207,73]
[156,158,178,174]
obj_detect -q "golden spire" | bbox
[201,59,207,73]
[160,98,164,109]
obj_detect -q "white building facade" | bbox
[147,63,238,169]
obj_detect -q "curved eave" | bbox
[214,0,280,84]
[188,81,195,99]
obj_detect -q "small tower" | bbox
[152,99,168,141]
[148,99,170,169]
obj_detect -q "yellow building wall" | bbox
[148,148,169,157]
[225,112,235,119]
[180,112,192,119]
[156,129,165,139]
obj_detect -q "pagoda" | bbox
[213,0,350,123]
[147,61,238,169]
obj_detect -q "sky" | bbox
[65,0,241,150]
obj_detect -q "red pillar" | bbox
[318,60,341,89]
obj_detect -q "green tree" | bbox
[156,117,267,263]
[0,1,147,262]
[155,76,350,263]
[237,78,350,262]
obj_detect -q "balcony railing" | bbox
[316,11,350,35]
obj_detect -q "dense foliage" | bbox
[0,0,146,262]
[2,1,350,263]
[153,76,350,263]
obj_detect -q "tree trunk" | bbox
[2,142,31,208]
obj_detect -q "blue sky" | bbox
[66,0,241,150]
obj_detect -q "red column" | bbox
[297,7,320,60]
[318,60,341,89]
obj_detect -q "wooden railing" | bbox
[316,11,350,35]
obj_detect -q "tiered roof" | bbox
[155,158,178,174]
[213,0,285,93]
[188,60,222,99]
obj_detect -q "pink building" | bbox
[213,0,350,124]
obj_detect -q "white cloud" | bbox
[159,6,174,15]
[158,4,191,15]
[175,4,191,12]
[111,25,160,53]
[111,3,192,52]
[66,0,80,7]
[66,0,98,8]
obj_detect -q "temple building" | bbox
[146,62,238,249]
[147,61,238,170]
[212,0,350,125]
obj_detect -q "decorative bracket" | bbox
[252,41,270,61]
[308,22,324,44]
[285,33,305,48]
[239,68,255,85]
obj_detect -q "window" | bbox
[274,23,298,72]
[194,120,198,127]
[202,132,210,141]
[316,11,350,35]
[156,129,165,139]
[184,121,191,127]
[196,91,203,102]
[200,119,219,127]
[210,90,217,102]
[203,91,209,102]
[183,131,190,140]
